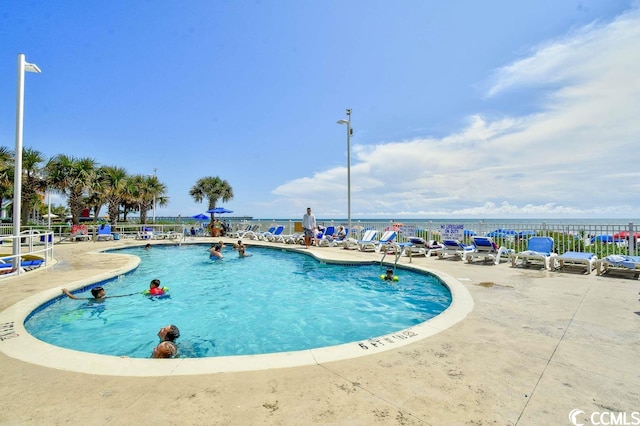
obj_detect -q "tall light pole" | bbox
[151,168,157,223]
[337,108,352,231]
[13,54,41,270]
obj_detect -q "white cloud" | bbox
[272,8,640,218]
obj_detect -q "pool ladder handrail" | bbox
[379,242,411,272]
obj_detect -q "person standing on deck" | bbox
[302,207,317,249]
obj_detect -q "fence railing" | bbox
[3,221,637,267]
[0,230,54,277]
[218,220,639,259]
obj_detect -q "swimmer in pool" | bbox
[61,286,136,301]
[238,245,251,257]
[151,324,180,358]
[209,244,223,259]
[146,279,166,295]
[381,268,399,281]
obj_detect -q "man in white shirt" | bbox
[302,207,317,248]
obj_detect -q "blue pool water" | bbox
[25,245,452,358]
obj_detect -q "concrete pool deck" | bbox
[0,237,638,425]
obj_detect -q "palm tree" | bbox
[46,155,97,225]
[125,174,168,224]
[0,146,14,216]
[101,166,129,225]
[189,176,234,219]
[21,148,47,226]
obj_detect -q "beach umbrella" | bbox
[613,231,640,240]
[42,213,59,219]
[190,213,209,221]
[206,207,234,218]
[463,229,476,237]
[517,230,537,237]
[591,235,614,243]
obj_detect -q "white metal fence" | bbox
[2,221,637,273]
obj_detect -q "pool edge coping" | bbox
[0,244,474,376]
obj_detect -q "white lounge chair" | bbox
[357,230,384,252]
[510,237,557,270]
[465,236,509,265]
[244,226,275,240]
[136,227,154,240]
[234,224,259,238]
[402,238,443,257]
[435,239,474,260]
[344,230,377,250]
[596,255,640,278]
[555,251,597,274]
[281,232,303,244]
[70,225,91,242]
[370,231,398,253]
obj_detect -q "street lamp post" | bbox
[149,168,157,223]
[13,54,41,271]
[337,109,352,231]
[153,168,157,223]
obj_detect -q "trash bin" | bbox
[112,233,120,240]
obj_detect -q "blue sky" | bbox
[1,1,639,219]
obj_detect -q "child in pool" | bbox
[147,279,166,295]
[61,286,136,300]
[381,268,399,281]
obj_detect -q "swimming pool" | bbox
[25,244,452,359]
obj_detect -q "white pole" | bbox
[337,110,352,232]
[346,109,351,232]
[47,188,51,229]
[13,55,26,270]
[13,54,40,272]
[153,168,157,223]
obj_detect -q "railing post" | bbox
[628,222,635,256]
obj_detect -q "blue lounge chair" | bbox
[316,226,336,247]
[96,224,113,241]
[265,225,286,241]
[555,251,597,274]
[465,236,509,265]
[321,227,349,247]
[510,236,557,270]
[0,258,45,272]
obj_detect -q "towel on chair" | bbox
[604,255,639,269]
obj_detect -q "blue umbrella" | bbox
[206,207,234,218]
[191,213,209,221]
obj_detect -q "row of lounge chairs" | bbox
[0,256,45,276]
[235,225,353,246]
[233,224,639,278]
[429,236,640,277]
